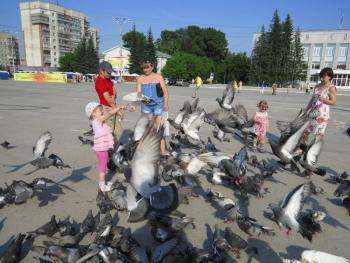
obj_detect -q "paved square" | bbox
[0,80,349,262]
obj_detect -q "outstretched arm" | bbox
[159,74,169,111]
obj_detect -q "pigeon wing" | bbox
[282,184,306,229]
[33,131,52,158]
[305,137,323,167]
[131,130,161,198]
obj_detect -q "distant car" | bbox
[175,79,190,87]
[166,78,176,86]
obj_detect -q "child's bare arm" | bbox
[97,106,126,123]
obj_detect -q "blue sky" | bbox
[1,0,349,55]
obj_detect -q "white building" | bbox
[20,1,99,68]
[102,45,171,75]
[253,29,350,88]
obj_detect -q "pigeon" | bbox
[328,171,349,184]
[26,132,70,174]
[33,131,52,158]
[212,224,232,261]
[216,82,236,110]
[57,216,78,236]
[0,234,26,263]
[4,180,34,204]
[269,183,310,237]
[276,108,308,144]
[134,115,151,141]
[299,136,324,175]
[130,127,162,198]
[96,190,114,213]
[181,110,206,142]
[270,120,310,170]
[185,151,231,175]
[33,245,80,263]
[206,189,238,222]
[27,215,59,237]
[283,250,350,263]
[236,216,275,237]
[223,227,248,258]
[126,184,149,222]
[1,141,15,150]
[334,180,350,197]
[152,237,179,263]
[77,136,93,146]
[204,137,218,152]
[81,210,97,233]
[298,210,326,241]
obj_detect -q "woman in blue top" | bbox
[136,61,169,155]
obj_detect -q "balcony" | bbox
[31,14,49,25]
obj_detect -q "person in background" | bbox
[238,80,243,92]
[287,84,292,94]
[136,61,169,156]
[272,83,277,95]
[95,61,128,142]
[193,75,203,98]
[252,100,269,152]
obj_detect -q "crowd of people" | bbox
[86,61,337,192]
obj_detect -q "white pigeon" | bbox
[33,131,52,158]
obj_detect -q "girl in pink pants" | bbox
[85,102,126,192]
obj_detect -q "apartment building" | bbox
[0,32,20,70]
[20,1,99,68]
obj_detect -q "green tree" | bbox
[86,37,99,73]
[74,37,89,74]
[123,25,147,74]
[224,52,250,83]
[281,14,293,83]
[157,26,228,62]
[145,27,157,71]
[162,52,214,80]
[58,52,75,72]
[250,26,269,83]
[291,28,307,82]
[268,10,283,84]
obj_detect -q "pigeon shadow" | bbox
[247,238,282,263]
[4,161,31,173]
[34,184,67,207]
[319,166,338,177]
[278,245,310,261]
[306,196,350,231]
[58,166,91,184]
[203,223,213,252]
[327,197,343,208]
[0,235,14,256]
[0,217,6,232]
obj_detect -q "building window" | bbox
[344,34,348,40]
[324,62,333,68]
[312,45,322,62]
[305,34,309,40]
[330,34,335,40]
[310,74,319,82]
[337,64,346,70]
[325,45,335,62]
[311,63,320,69]
[338,44,348,63]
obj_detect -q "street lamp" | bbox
[113,17,133,78]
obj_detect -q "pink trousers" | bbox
[95,151,108,173]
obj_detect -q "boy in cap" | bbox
[95,61,128,141]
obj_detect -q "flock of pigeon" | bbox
[0,83,349,262]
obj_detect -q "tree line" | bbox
[250,10,307,85]
[57,10,306,85]
[59,37,99,74]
